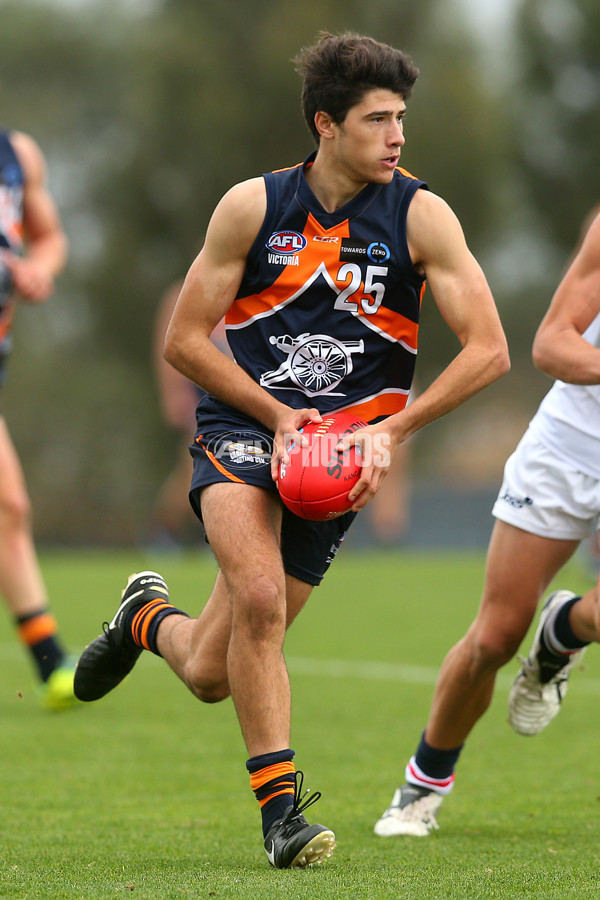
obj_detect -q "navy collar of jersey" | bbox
[295,150,383,226]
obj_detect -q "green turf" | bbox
[1,548,599,899]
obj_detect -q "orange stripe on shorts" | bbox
[204,447,246,484]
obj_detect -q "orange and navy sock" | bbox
[125,598,189,657]
[16,609,65,682]
[247,749,296,837]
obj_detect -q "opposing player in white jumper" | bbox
[375,208,600,838]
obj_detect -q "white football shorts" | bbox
[492,427,600,540]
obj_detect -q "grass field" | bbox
[1,547,599,899]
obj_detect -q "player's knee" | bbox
[194,677,231,704]
[199,682,230,703]
[470,628,519,671]
[233,574,284,636]
[183,661,230,703]
[0,487,32,533]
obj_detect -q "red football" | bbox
[278,412,367,521]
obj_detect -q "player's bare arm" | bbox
[1,131,67,302]
[399,190,510,432]
[532,212,600,384]
[163,178,322,474]
[343,190,509,509]
[153,280,197,430]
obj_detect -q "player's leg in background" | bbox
[560,560,600,643]
[368,437,411,545]
[577,529,600,579]
[0,416,76,706]
[424,521,578,749]
[375,521,579,836]
[146,439,196,551]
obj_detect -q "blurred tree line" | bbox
[0,0,598,543]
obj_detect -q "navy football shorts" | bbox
[188,398,356,586]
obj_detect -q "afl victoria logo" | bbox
[266,231,307,255]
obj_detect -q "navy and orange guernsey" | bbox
[221,150,427,425]
[0,131,24,374]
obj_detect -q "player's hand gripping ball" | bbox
[278,413,367,520]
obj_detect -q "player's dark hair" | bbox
[294,31,419,144]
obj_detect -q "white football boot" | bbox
[374,783,443,837]
[508,590,587,736]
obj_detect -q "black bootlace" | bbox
[289,770,322,819]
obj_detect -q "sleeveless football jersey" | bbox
[529,313,600,479]
[0,131,24,366]
[211,151,427,426]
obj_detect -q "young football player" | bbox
[375,209,600,838]
[75,31,509,867]
[0,118,71,708]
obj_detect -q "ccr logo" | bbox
[266,231,307,254]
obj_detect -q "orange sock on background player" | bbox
[16,609,66,681]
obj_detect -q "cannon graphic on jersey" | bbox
[260,333,364,397]
[278,412,367,520]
